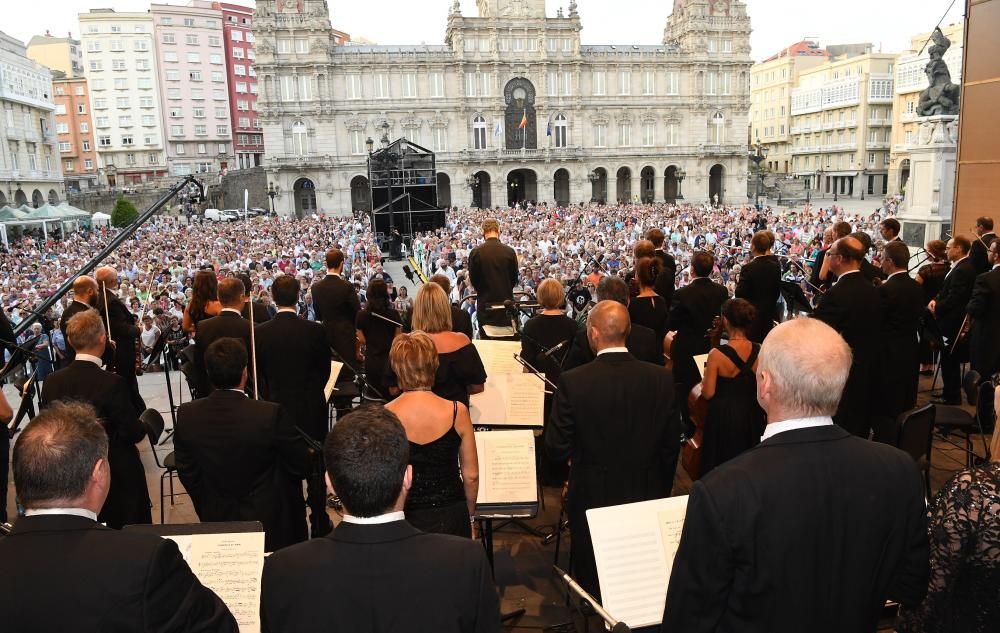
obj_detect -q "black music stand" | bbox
[147,330,179,434]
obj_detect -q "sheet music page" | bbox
[164,531,266,633]
[475,430,537,505]
[586,496,689,629]
[504,373,545,426]
[693,354,709,380]
[472,340,524,376]
[323,360,344,401]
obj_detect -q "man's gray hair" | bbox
[759,318,852,417]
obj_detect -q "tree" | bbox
[111,196,138,227]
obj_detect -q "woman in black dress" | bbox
[628,257,669,344]
[916,239,950,374]
[385,332,479,537]
[700,298,766,476]
[356,279,401,400]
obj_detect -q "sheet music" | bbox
[693,353,709,380]
[163,531,266,633]
[472,340,524,376]
[586,496,689,629]
[323,360,344,401]
[474,430,537,505]
[470,373,545,427]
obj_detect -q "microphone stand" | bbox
[513,354,558,393]
[329,346,385,402]
[553,566,631,633]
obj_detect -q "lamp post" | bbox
[267,181,280,216]
[676,168,685,201]
[466,174,480,208]
[748,138,768,211]
[587,170,598,203]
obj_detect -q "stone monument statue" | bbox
[917,27,961,117]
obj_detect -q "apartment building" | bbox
[53,76,99,191]
[219,2,261,170]
[26,32,84,78]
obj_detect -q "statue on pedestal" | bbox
[917,27,961,117]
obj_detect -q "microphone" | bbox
[542,339,569,359]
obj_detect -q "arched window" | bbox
[473,115,488,150]
[553,114,568,148]
[292,121,307,156]
[709,111,725,145]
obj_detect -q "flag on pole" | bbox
[546,120,552,137]
[494,121,503,137]
[519,109,528,129]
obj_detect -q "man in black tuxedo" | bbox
[669,250,729,418]
[40,309,151,528]
[311,248,360,377]
[256,274,333,538]
[548,300,680,599]
[646,228,677,306]
[967,239,1000,378]
[851,232,888,283]
[59,275,98,365]
[563,276,662,369]
[260,406,501,633]
[874,241,925,441]
[930,236,977,405]
[879,217,903,243]
[811,221,853,290]
[175,338,309,551]
[194,277,253,398]
[238,272,271,324]
[812,237,884,437]
[0,401,237,632]
[430,273,474,339]
[95,266,144,409]
[662,318,928,632]
[970,216,996,275]
[468,217,519,335]
[735,231,782,343]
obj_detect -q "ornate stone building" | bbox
[254,0,752,219]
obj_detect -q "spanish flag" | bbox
[518,109,527,129]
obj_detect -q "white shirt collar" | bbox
[74,353,103,367]
[888,270,909,280]
[761,416,834,442]
[277,307,297,314]
[25,507,99,522]
[596,346,629,356]
[836,269,861,283]
[220,308,242,315]
[342,510,405,525]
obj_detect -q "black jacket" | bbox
[563,320,662,370]
[451,305,474,340]
[194,310,253,397]
[662,425,929,633]
[96,290,140,378]
[0,514,237,633]
[653,249,678,307]
[40,360,151,529]
[669,278,729,389]
[261,520,501,633]
[255,312,332,441]
[735,255,782,342]
[468,237,519,327]
[934,258,977,339]
[547,351,680,597]
[967,266,1000,377]
[310,274,360,374]
[970,232,997,275]
[878,272,925,418]
[59,299,92,363]
[174,390,309,552]
[241,299,272,324]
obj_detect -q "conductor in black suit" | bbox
[563,276,662,369]
[194,277,253,398]
[812,236,884,437]
[548,300,680,599]
[41,309,151,529]
[468,218,519,334]
[311,248,360,377]
[0,401,237,632]
[59,275,99,365]
[256,274,333,538]
[874,241,925,440]
[662,318,929,632]
[930,236,977,405]
[175,338,309,551]
[95,266,144,409]
[967,238,1000,378]
[260,406,501,633]
[970,216,996,275]
[735,231,782,343]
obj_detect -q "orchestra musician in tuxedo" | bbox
[255,274,333,538]
[260,406,501,633]
[930,236,977,405]
[238,272,271,324]
[851,232,888,284]
[175,338,310,552]
[563,276,662,369]
[874,241,925,441]
[812,221,853,290]
[59,275,99,365]
[812,236,884,437]
[467,218,519,335]
[194,278,254,398]
[311,248,361,379]
[430,273,474,340]
[547,300,680,600]
[735,230,782,343]
[970,216,997,275]
[662,318,929,633]
[40,309,151,529]
[646,228,678,307]
[0,402,237,633]
[880,217,904,243]
[967,238,1000,379]
[95,266,144,410]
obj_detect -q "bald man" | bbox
[812,237,884,437]
[95,266,144,409]
[60,275,99,365]
[547,300,680,600]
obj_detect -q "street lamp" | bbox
[380,121,390,149]
[676,168,686,200]
[748,138,768,210]
[466,174,481,208]
[365,136,374,155]
[267,181,280,216]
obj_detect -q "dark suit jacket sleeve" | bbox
[173,411,204,510]
[508,249,519,289]
[562,326,591,371]
[661,372,681,484]
[311,284,324,322]
[661,481,732,633]
[966,272,991,319]
[144,537,238,633]
[111,379,146,444]
[935,267,974,318]
[468,248,482,290]
[734,266,752,301]
[273,405,311,480]
[887,465,930,608]
[473,545,502,633]
[546,374,575,463]
[811,289,845,331]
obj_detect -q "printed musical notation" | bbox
[472,340,524,376]
[475,430,538,506]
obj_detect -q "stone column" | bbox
[539,176,554,205]
[897,115,957,244]
[631,174,642,204]
[569,172,585,206]
[653,168,664,202]
[491,178,505,210]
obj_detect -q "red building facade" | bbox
[217,2,261,170]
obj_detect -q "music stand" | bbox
[147,330,178,432]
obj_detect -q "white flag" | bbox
[494,121,503,137]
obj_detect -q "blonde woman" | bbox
[386,332,479,537]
